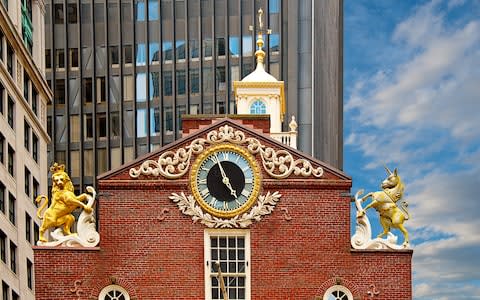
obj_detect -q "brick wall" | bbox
[182,115,270,136]
[34,120,412,300]
[34,179,412,299]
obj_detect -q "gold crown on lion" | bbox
[50,162,66,174]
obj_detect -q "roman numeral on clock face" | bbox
[222,152,229,160]
[201,188,210,197]
[209,197,217,207]
[209,155,219,164]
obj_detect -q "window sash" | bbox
[204,229,250,300]
[0,231,6,263]
[10,242,16,273]
[8,193,15,224]
[25,213,31,243]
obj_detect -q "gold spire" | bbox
[253,8,272,67]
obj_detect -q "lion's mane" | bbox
[51,171,75,194]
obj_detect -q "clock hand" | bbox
[223,178,237,198]
[215,153,237,197]
[216,153,228,178]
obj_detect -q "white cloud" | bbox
[393,0,445,46]
[414,282,480,299]
[408,169,480,235]
[447,0,466,9]
[345,1,480,299]
[353,19,480,135]
[376,138,480,300]
[346,2,480,167]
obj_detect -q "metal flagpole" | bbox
[214,261,228,300]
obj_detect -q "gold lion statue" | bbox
[36,163,93,243]
[358,166,410,246]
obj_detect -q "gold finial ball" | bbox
[50,162,66,175]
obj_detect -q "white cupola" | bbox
[233,8,286,134]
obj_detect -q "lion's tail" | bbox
[400,201,410,220]
[35,195,48,219]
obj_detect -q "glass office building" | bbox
[45,0,343,189]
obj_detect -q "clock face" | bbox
[190,144,261,218]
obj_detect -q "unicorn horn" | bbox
[383,163,392,175]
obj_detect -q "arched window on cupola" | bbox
[249,100,266,114]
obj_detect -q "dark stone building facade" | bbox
[44,0,343,189]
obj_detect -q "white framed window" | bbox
[323,285,353,300]
[98,284,130,300]
[204,229,251,300]
[249,100,266,114]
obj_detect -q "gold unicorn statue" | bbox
[358,166,410,246]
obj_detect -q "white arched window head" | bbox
[323,285,353,300]
[249,100,266,114]
[98,284,130,300]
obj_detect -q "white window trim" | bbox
[98,284,130,300]
[323,285,353,300]
[204,229,251,300]
[249,99,267,115]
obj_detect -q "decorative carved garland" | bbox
[169,191,282,228]
[129,125,323,179]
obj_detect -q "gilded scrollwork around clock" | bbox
[129,125,323,180]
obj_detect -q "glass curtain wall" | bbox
[45,0,284,190]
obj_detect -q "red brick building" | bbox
[34,117,412,300]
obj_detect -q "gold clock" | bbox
[190,144,261,218]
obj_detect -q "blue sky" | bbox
[344,0,480,299]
